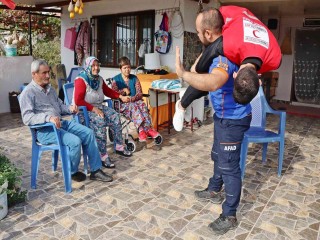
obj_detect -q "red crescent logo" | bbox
[253,30,260,38]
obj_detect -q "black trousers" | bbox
[180,85,208,109]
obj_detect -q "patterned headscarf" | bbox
[79,56,100,90]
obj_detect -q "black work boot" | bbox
[194,188,223,203]
[208,214,238,235]
[90,169,113,182]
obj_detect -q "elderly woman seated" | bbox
[111,56,160,142]
[73,56,132,169]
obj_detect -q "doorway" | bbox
[292,28,320,105]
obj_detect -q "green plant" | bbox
[0,153,27,207]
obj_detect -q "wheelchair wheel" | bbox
[126,140,136,153]
[154,135,163,145]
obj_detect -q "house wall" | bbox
[60,0,204,80]
[0,56,33,113]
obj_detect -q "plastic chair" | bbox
[63,82,90,173]
[63,82,90,127]
[29,123,72,193]
[240,86,286,180]
[58,67,84,91]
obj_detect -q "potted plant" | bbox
[0,179,8,220]
[0,153,27,220]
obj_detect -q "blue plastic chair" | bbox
[18,94,73,193]
[63,82,90,173]
[240,86,286,180]
[63,81,113,127]
[29,123,72,193]
[58,67,84,91]
[63,82,90,127]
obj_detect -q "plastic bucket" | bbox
[5,45,17,56]
[0,192,8,220]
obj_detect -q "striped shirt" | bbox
[19,80,71,126]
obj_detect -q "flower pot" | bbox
[0,192,8,220]
[5,44,17,57]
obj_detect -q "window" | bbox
[92,10,155,68]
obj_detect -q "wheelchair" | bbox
[105,79,163,153]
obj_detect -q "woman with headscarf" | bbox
[74,56,132,169]
[111,56,160,142]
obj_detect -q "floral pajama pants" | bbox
[120,100,152,132]
[86,105,124,156]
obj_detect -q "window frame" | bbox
[92,10,155,68]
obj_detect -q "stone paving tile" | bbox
[0,113,320,240]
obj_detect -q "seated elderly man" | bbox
[19,59,112,182]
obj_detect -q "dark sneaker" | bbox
[208,214,238,235]
[90,169,113,182]
[194,188,223,203]
[71,171,86,182]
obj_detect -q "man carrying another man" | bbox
[175,8,257,235]
[173,5,281,131]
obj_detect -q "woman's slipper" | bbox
[115,149,132,157]
[102,161,115,168]
[101,156,116,168]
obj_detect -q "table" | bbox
[137,73,179,129]
[149,87,181,134]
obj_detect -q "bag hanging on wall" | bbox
[155,12,172,54]
[64,27,77,50]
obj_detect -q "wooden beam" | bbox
[35,0,101,8]
[0,5,62,13]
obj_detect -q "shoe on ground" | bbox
[71,171,86,182]
[115,148,132,157]
[173,100,185,132]
[146,128,160,138]
[138,130,147,142]
[90,169,113,182]
[194,188,223,203]
[208,214,238,235]
[101,160,115,169]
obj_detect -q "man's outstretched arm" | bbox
[176,46,228,92]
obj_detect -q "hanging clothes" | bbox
[75,20,91,66]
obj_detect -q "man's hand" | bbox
[49,116,61,129]
[92,107,104,118]
[69,105,78,114]
[123,88,130,96]
[120,95,131,103]
[175,46,186,78]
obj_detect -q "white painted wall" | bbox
[273,16,303,101]
[0,56,33,113]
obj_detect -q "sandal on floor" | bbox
[115,148,132,157]
[102,161,115,168]
[101,157,116,168]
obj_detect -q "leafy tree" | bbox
[0,7,61,66]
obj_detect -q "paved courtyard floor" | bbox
[0,112,319,240]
